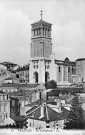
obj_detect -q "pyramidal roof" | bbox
[31,19,52,26]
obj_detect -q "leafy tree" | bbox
[64,94,85,129]
[45,80,57,89]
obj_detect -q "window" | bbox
[72,67,74,74]
[82,78,83,83]
[45,65,46,69]
[68,67,70,73]
[33,65,35,68]
[47,65,49,69]
[4,115,6,120]
[0,96,2,100]
[7,95,9,99]
[3,95,5,100]
[59,66,60,72]
[29,123,31,127]
[12,100,15,106]
[6,113,7,118]
[0,106,2,112]
[0,116,2,121]
[36,65,38,68]
[78,69,80,75]
[4,105,7,112]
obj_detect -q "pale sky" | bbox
[0,0,85,66]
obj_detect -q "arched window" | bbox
[45,72,50,83]
[59,66,60,72]
[34,72,38,83]
[34,29,35,36]
[45,29,46,36]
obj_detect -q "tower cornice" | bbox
[31,20,52,27]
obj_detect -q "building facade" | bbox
[29,17,76,85]
[16,65,29,83]
[10,96,20,118]
[76,58,85,84]
[0,91,10,125]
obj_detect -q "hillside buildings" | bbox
[0,12,85,129]
[0,91,10,125]
[0,91,20,126]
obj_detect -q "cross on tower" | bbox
[41,10,43,20]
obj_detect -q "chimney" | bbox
[57,99,61,108]
[57,99,62,113]
[40,105,44,118]
[46,120,50,128]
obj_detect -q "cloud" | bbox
[0,0,85,65]
[52,20,85,60]
[0,1,31,65]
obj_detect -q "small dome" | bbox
[64,57,69,61]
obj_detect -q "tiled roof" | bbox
[47,87,84,96]
[76,58,85,61]
[25,98,45,107]
[41,106,69,122]
[5,77,18,80]
[26,102,69,122]
[31,19,52,26]
[1,83,38,88]
[55,59,76,66]
[9,90,32,97]
[59,95,74,101]
[26,105,40,114]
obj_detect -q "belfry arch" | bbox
[45,72,50,83]
[34,72,38,83]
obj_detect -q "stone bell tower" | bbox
[29,11,52,84]
[31,11,52,58]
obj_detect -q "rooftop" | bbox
[9,89,33,97]
[26,102,69,122]
[5,77,18,80]
[76,58,85,61]
[1,83,38,88]
[31,19,52,27]
[47,87,84,96]
[55,59,76,66]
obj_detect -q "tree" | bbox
[64,94,85,129]
[45,80,57,89]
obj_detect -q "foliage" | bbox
[45,80,57,89]
[64,94,85,129]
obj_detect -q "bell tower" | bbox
[31,11,52,58]
[29,12,53,84]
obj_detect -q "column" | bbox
[50,53,57,81]
[44,29,46,36]
[66,66,68,82]
[61,65,64,82]
[29,60,34,83]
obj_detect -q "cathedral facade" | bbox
[29,17,76,85]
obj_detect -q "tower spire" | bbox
[40,10,43,20]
